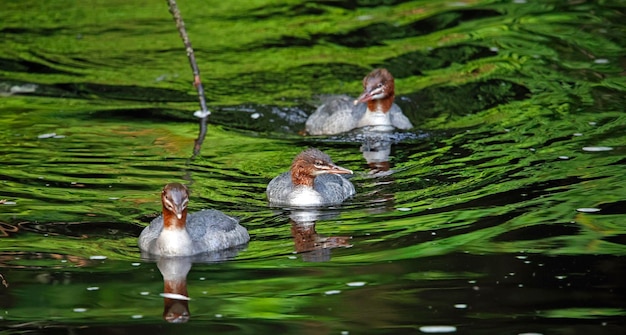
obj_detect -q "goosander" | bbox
[266,148,355,206]
[138,183,249,257]
[305,68,413,135]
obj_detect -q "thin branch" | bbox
[166,0,210,157]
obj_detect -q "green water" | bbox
[1,0,625,334]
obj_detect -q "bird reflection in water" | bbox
[288,209,352,262]
[158,257,192,323]
[145,246,246,323]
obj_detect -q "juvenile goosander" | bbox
[266,148,355,206]
[138,183,249,257]
[305,68,413,135]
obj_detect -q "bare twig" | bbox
[0,273,8,288]
[166,0,210,157]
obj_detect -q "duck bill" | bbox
[174,206,185,220]
[354,90,374,105]
[326,164,353,175]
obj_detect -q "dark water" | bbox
[1,0,625,334]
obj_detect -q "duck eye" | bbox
[377,83,384,88]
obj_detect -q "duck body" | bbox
[266,148,355,207]
[305,68,413,135]
[267,173,354,207]
[138,183,249,257]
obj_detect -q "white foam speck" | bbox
[419,325,457,333]
[347,281,366,287]
[1,201,16,205]
[573,133,583,136]
[576,208,600,213]
[593,58,609,64]
[160,293,191,300]
[86,287,99,291]
[215,313,223,318]
[454,304,467,309]
[288,255,297,260]
[140,291,150,296]
[397,207,412,211]
[582,146,612,152]
[89,255,107,260]
[38,133,57,139]
[558,156,569,160]
[250,112,261,119]
[131,262,141,267]
[325,290,341,295]
[131,315,143,319]
[73,308,87,313]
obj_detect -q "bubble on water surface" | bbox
[419,325,457,333]
[582,146,612,152]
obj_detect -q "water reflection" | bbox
[157,257,191,323]
[146,246,246,323]
[288,209,352,262]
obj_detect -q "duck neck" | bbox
[291,163,315,188]
[163,210,188,230]
[367,94,394,113]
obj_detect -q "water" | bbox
[1,0,625,334]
